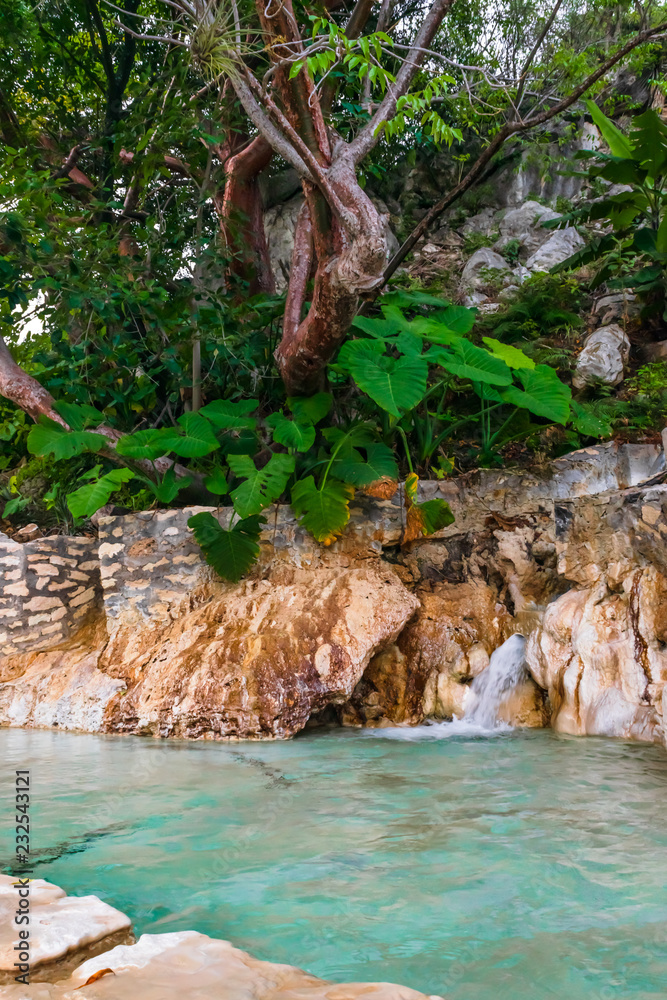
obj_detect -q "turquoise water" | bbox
[1,725,667,998]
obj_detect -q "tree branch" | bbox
[348,0,458,163]
[379,19,667,288]
[515,0,564,110]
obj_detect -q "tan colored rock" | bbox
[2,931,436,999]
[103,564,419,739]
[0,874,132,983]
[339,582,542,727]
[526,569,667,741]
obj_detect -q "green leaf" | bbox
[417,498,456,534]
[332,442,398,487]
[337,339,428,417]
[2,496,29,517]
[148,467,193,504]
[159,412,220,458]
[188,511,264,583]
[53,400,105,430]
[228,452,295,517]
[482,337,535,370]
[27,419,107,460]
[630,109,667,178]
[67,468,135,519]
[431,305,477,335]
[656,213,667,255]
[586,100,634,159]
[116,428,170,461]
[287,392,332,425]
[199,399,258,430]
[291,476,354,544]
[203,468,229,496]
[570,400,612,438]
[434,340,513,386]
[501,365,571,424]
[267,412,316,452]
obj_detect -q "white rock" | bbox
[572,323,631,388]
[1,930,434,999]
[494,200,559,254]
[524,227,584,271]
[459,248,509,292]
[0,874,131,972]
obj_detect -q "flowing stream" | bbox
[2,726,667,999]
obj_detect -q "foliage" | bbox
[547,105,667,318]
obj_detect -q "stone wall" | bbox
[0,534,100,657]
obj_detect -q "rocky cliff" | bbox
[0,440,665,749]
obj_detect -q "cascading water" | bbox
[462,633,527,729]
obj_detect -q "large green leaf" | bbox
[287,392,332,425]
[430,305,477,335]
[291,476,354,544]
[570,400,612,438]
[53,400,105,430]
[501,365,571,424]
[188,511,264,583]
[116,428,170,461]
[586,100,634,160]
[333,442,398,487]
[482,337,535,370]
[434,340,513,386]
[148,467,193,504]
[28,418,107,460]
[337,339,428,417]
[203,467,229,496]
[199,399,258,430]
[630,109,667,178]
[67,468,135,519]
[267,412,316,452]
[159,412,220,458]
[228,452,295,517]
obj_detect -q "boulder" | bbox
[494,200,559,255]
[0,874,132,984]
[524,226,584,271]
[3,931,436,999]
[459,247,509,292]
[103,564,419,739]
[572,323,630,388]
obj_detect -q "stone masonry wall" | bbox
[0,534,101,657]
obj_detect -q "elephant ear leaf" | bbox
[501,364,571,424]
[266,412,316,452]
[434,340,513,386]
[482,337,535,370]
[290,476,354,545]
[228,452,295,517]
[28,418,107,460]
[586,100,634,160]
[570,400,612,438]
[402,472,455,543]
[332,442,398,497]
[188,511,264,583]
[53,401,105,430]
[66,468,135,519]
[287,392,333,425]
[337,339,428,417]
[116,428,170,461]
[199,399,258,430]
[159,412,220,458]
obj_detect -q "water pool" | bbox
[1,725,666,999]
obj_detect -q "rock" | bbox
[572,323,631,388]
[477,302,502,315]
[459,207,497,236]
[526,486,667,744]
[15,523,42,542]
[593,291,638,325]
[103,564,419,739]
[264,195,398,293]
[459,248,509,293]
[641,340,667,362]
[340,582,546,728]
[499,284,520,301]
[3,930,436,1000]
[0,874,132,984]
[524,227,584,271]
[494,200,559,255]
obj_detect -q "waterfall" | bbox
[463,634,527,729]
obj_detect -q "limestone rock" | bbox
[572,323,630,388]
[103,564,419,739]
[494,200,559,255]
[525,227,584,271]
[459,248,509,292]
[0,874,132,983]
[3,931,435,1000]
